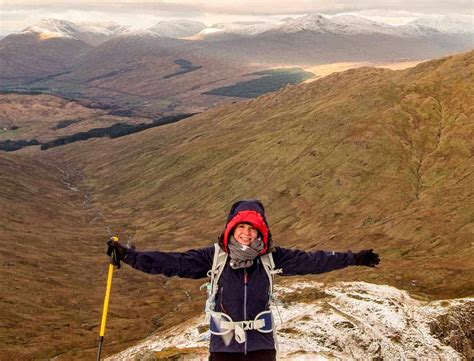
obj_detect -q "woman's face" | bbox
[233,223,258,246]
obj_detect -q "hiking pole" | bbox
[97,236,119,361]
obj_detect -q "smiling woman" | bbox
[233,224,258,246]
[106,199,380,360]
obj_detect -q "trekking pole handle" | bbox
[97,236,119,361]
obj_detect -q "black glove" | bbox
[106,239,128,269]
[354,249,380,267]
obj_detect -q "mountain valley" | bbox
[0,49,472,359]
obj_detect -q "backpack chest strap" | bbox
[210,310,273,344]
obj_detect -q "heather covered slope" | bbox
[0,152,104,359]
[0,152,205,360]
[55,50,473,300]
[0,93,153,143]
[0,33,91,84]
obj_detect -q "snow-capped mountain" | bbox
[147,19,207,38]
[279,13,474,37]
[194,14,402,39]
[21,18,129,45]
[329,15,401,35]
[277,13,339,34]
[2,14,472,89]
[405,15,474,35]
[185,13,474,41]
[0,18,127,81]
[188,20,284,40]
[119,20,206,40]
[12,14,474,44]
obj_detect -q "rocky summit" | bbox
[108,281,473,360]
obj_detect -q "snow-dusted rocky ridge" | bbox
[405,15,474,35]
[277,14,400,36]
[21,18,129,45]
[16,14,474,43]
[106,282,473,360]
[192,14,474,40]
[147,20,206,38]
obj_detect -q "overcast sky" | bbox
[1,0,472,36]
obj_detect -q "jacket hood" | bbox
[218,199,274,254]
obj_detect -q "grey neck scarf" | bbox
[228,236,265,269]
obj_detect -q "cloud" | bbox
[1,0,472,15]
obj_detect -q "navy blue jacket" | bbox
[125,245,356,353]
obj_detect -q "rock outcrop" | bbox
[107,281,474,360]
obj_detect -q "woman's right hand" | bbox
[106,239,128,268]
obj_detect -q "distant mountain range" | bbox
[1,15,472,115]
[191,13,474,40]
[11,14,474,42]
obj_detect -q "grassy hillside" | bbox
[0,50,472,359]
[0,93,152,143]
[0,152,206,360]
[56,50,473,299]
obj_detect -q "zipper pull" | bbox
[244,270,248,285]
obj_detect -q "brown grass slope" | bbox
[0,33,91,84]
[55,50,473,299]
[0,152,103,359]
[0,152,202,360]
[0,50,472,360]
[0,93,152,142]
[33,35,267,116]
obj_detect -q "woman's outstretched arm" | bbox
[118,243,215,279]
[273,246,379,275]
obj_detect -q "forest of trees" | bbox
[0,113,196,152]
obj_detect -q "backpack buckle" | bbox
[242,320,253,330]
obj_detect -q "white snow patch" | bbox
[106,281,472,360]
[199,28,224,35]
[22,18,128,41]
[147,19,206,38]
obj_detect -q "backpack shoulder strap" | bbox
[260,252,283,356]
[210,243,228,283]
[260,253,282,298]
[202,244,228,322]
[207,244,228,304]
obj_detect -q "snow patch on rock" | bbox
[106,281,473,360]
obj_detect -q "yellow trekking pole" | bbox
[97,236,120,361]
